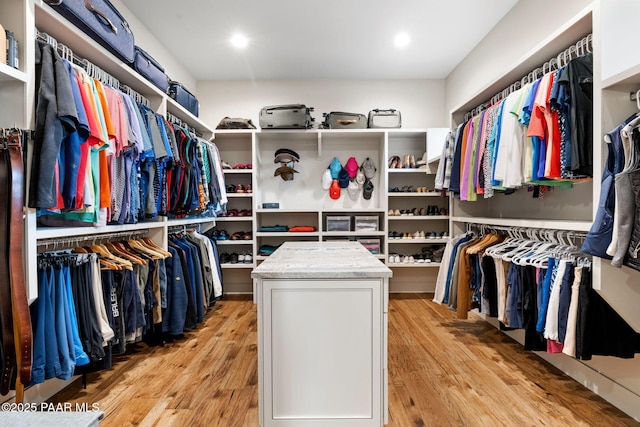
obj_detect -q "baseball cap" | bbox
[345,157,358,178]
[361,157,376,179]
[363,178,374,200]
[321,168,332,190]
[329,179,341,199]
[274,148,300,164]
[355,169,366,186]
[329,157,342,179]
[338,168,350,188]
[274,165,299,181]
[347,179,360,200]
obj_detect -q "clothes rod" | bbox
[463,33,592,122]
[37,229,149,249]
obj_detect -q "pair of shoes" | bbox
[402,154,417,168]
[221,161,232,169]
[427,205,443,215]
[388,254,401,263]
[211,230,229,241]
[237,253,253,263]
[402,255,415,263]
[219,252,231,263]
[238,209,252,217]
[388,155,401,169]
[388,187,400,192]
[413,231,426,239]
[400,185,415,193]
[388,209,401,216]
[388,231,402,239]
[226,184,236,193]
[416,152,428,168]
[232,163,252,169]
[415,187,428,192]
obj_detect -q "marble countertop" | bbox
[251,241,393,279]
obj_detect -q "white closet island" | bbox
[251,242,392,427]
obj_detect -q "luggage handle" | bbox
[85,0,118,34]
[337,119,358,125]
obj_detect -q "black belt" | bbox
[0,134,15,395]
[7,131,32,394]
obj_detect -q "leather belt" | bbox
[7,131,32,389]
[0,137,15,395]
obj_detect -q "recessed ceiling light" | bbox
[230,33,248,49]
[394,33,410,48]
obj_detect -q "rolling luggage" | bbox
[168,81,199,117]
[321,112,367,129]
[133,47,169,92]
[259,104,314,129]
[43,0,135,64]
[368,109,402,128]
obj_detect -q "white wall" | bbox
[445,0,593,115]
[111,0,196,89]
[600,0,640,82]
[197,79,446,130]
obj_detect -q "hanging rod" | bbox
[464,222,586,247]
[37,229,149,251]
[167,112,198,136]
[463,33,593,122]
[35,28,152,107]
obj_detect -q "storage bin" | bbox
[357,238,381,254]
[354,215,379,232]
[326,216,351,232]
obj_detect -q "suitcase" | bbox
[368,109,402,128]
[259,104,314,129]
[321,112,367,129]
[168,81,199,117]
[43,0,135,64]
[133,47,169,92]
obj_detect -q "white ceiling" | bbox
[120,0,518,81]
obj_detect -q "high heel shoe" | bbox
[402,154,410,168]
[409,154,416,168]
[388,155,400,169]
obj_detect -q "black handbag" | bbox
[44,0,135,64]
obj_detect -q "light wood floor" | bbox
[50,294,639,426]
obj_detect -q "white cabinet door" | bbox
[260,279,384,427]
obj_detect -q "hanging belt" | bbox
[0,138,15,395]
[7,131,32,389]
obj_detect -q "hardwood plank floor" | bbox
[50,294,639,426]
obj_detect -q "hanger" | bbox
[141,237,172,257]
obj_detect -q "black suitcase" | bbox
[133,47,169,92]
[168,81,199,117]
[321,112,367,129]
[43,0,135,64]
[259,104,314,129]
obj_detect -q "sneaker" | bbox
[244,253,253,263]
[238,254,246,263]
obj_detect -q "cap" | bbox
[338,168,350,188]
[363,178,374,200]
[274,165,299,181]
[345,157,358,178]
[274,152,299,164]
[321,168,332,190]
[274,148,300,163]
[329,179,341,199]
[347,179,360,200]
[329,157,342,179]
[361,157,376,179]
[355,169,366,187]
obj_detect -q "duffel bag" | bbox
[133,47,169,92]
[169,81,199,117]
[321,112,367,129]
[216,117,257,129]
[368,109,402,128]
[259,104,314,129]
[44,0,135,64]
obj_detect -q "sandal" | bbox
[243,232,252,240]
[230,231,245,240]
[238,209,251,217]
[235,184,245,193]
[245,184,253,193]
[226,209,239,217]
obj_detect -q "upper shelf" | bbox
[33,1,213,137]
[450,216,592,232]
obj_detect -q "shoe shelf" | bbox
[215,240,255,245]
[387,262,442,268]
[388,192,443,197]
[388,238,448,244]
[255,232,320,237]
[214,216,254,222]
[227,193,253,198]
[388,215,449,221]
[223,169,253,174]
[387,169,429,174]
[220,263,255,269]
